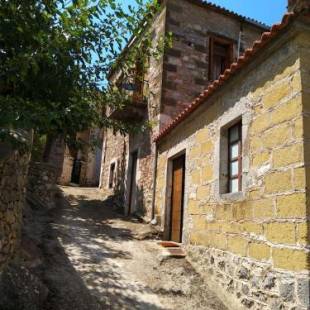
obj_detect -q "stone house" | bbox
[100,0,267,218]
[153,3,310,309]
[48,129,103,187]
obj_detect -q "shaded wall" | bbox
[0,141,30,271]
[26,162,58,210]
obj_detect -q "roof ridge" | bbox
[154,12,296,142]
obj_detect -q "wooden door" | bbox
[128,151,138,214]
[170,154,185,243]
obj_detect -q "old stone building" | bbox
[153,4,310,309]
[48,129,103,187]
[100,0,267,218]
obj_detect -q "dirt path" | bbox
[39,186,228,310]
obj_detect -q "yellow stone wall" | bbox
[155,27,310,277]
[300,28,310,290]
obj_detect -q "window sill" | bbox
[220,191,245,202]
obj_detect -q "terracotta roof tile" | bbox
[154,12,296,143]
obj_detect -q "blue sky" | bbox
[123,0,287,26]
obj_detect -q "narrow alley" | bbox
[38,187,228,310]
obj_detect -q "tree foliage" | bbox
[0,0,165,145]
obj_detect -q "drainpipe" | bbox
[151,142,158,223]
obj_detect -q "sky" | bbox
[122,0,288,26]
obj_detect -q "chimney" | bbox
[288,0,310,12]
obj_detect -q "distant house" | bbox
[48,129,103,187]
[100,0,267,218]
[153,2,310,309]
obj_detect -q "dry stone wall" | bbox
[26,162,58,210]
[155,22,310,309]
[0,143,30,271]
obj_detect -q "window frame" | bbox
[227,122,242,193]
[208,36,234,82]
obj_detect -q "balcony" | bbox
[108,82,147,122]
[108,96,147,122]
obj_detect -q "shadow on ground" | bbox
[38,187,165,310]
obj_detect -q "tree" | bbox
[0,0,165,152]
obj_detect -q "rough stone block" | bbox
[189,146,201,158]
[293,117,304,139]
[216,205,233,221]
[279,281,295,302]
[296,222,308,246]
[201,164,213,183]
[241,222,263,235]
[251,114,271,134]
[249,136,263,152]
[249,242,270,261]
[187,200,200,214]
[293,167,306,190]
[196,185,210,200]
[252,199,274,219]
[297,278,310,307]
[271,96,302,125]
[221,222,241,234]
[272,248,308,271]
[276,193,306,218]
[252,151,270,167]
[195,128,209,144]
[232,203,253,220]
[211,233,227,250]
[192,216,207,231]
[265,170,292,194]
[291,72,302,93]
[201,141,213,154]
[266,222,296,244]
[227,236,248,257]
[262,123,291,149]
[262,83,289,110]
[273,143,304,168]
[191,170,201,185]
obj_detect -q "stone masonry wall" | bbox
[300,26,310,245]
[100,6,166,218]
[26,162,58,210]
[0,143,30,271]
[101,0,266,218]
[160,0,267,128]
[50,129,102,187]
[155,22,309,309]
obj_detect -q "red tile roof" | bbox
[154,12,296,143]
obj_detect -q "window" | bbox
[209,37,234,81]
[227,122,242,193]
[109,162,116,189]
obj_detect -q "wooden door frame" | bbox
[164,150,186,242]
